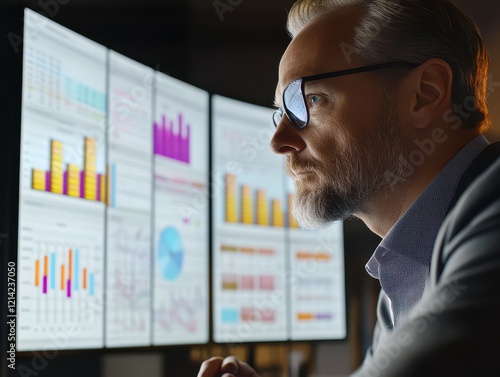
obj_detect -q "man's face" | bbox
[271,10,409,229]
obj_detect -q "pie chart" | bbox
[157,227,184,281]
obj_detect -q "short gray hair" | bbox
[287,0,490,132]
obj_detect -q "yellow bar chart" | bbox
[30,137,107,203]
[223,173,286,228]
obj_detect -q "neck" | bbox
[356,131,480,238]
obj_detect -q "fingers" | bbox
[197,357,224,377]
[198,355,259,377]
[221,356,259,377]
[221,356,239,375]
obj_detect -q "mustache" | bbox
[285,157,318,176]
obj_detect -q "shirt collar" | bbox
[366,135,489,279]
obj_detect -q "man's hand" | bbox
[197,356,260,377]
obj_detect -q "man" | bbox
[198,0,500,375]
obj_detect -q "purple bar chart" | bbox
[153,113,191,164]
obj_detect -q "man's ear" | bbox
[406,58,453,130]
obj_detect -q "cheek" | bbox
[339,83,387,142]
[307,116,352,165]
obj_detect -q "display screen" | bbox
[152,72,210,345]
[287,179,347,341]
[16,9,210,351]
[211,95,347,343]
[105,51,154,347]
[17,9,107,351]
[211,95,288,343]
[15,9,345,352]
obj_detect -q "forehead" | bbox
[276,7,365,103]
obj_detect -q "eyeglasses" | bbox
[273,61,420,130]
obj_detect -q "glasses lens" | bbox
[283,79,307,129]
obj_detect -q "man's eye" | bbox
[307,94,321,106]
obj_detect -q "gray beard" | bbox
[291,103,409,229]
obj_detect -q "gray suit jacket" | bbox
[356,143,500,376]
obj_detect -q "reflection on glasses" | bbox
[273,61,420,130]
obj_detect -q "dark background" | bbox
[7,0,500,122]
[2,0,500,376]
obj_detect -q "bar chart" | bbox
[212,95,288,343]
[224,173,285,227]
[214,236,287,342]
[16,212,105,351]
[221,274,275,291]
[31,137,107,203]
[153,71,209,345]
[34,248,96,298]
[153,113,191,164]
[288,222,346,340]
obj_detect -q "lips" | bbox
[286,158,317,178]
[293,170,313,177]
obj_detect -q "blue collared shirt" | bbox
[365,135,489,327]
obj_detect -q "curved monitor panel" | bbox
[211,95,347,343]
[15,9,210,351]
[17,9,107,351]
[211,95,288,343]
[152,72,210,346]
[105,51,154,348]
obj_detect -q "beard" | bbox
[288,97,409,229]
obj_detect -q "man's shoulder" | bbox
[431,151,500,282]
[446,145,500,230]
[356,154,500,377]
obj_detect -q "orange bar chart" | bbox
[34,248,95,298]
[60,265,65,291]
[220,244,276,255]
[35,260,40,287]
[296,251,332,261]
[297,312,333,321]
